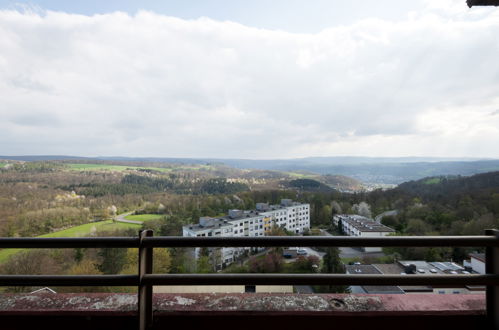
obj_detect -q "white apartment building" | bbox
[183,199,310,268]
[332,214,395,252]
[469,253,485,274]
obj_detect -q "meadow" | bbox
[124,214,164,221]
[66,163,214,173]
[0,220,141,263]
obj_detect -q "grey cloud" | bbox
[10,75,53,93]
[0,8,498,158]
[9,113,61,127]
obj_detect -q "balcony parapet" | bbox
[0,292,485,315]
[0,293,488,329]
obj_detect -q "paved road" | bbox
[294,285,314,293]
[375,210,398,222]
[302,247,325,259]
[114,212,143,225]
[319,229,385,259]
[320,229,333,236]
[339,247,385,259]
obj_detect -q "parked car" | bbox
[283,247,298,258]
[297,248,308,256]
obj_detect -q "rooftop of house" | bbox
[336,214,395,233]
[183,217,234,232]
[184,200,309,232]
[345,264,405,294]
[470,253,486,263]
[398,260,469,275]
[374,263,434,292]
[371,261,484,292]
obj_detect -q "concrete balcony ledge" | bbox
[0,293,489,330]
[0,293,486,315]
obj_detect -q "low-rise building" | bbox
[348,260,484,295]
[374,260,484,294]
[469,253,486,274]
[332,214,395,252]
[345,264,405,294]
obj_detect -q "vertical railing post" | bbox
[485,229,499,329]
[139,230,153,330]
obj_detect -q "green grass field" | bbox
[286,172,315,178]
[423,177,442,185]
[67,163,171,172]
[0,162,6,168]
[0,220,141,263]
[66,163,213,173]
[124,214,164,221]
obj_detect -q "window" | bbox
[245,285,256,293]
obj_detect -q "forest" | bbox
[0,160,498,292]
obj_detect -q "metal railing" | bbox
[1,229,499,329]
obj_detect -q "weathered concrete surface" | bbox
[0,293,485,316]
[0,293,137,315]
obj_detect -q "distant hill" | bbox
[284,178,334,193]
[88,156,499,184]
[319,174,363,191]
[0,155,89,161]
[395,171,499,200]
[1,155,498,185]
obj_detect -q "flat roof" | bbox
[185,201,310,231]
[184,218,234,232]
[374,263,433,292]
[336,214,395,233]
[346,265,404,294]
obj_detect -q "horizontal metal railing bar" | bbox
[142,235,499,247]
[1,273,496,287]
[0,275,138,286]
[0,237,140,248]
[0,236,497,249]
[142,273,499,286]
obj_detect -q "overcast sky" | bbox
[0,0,498,159]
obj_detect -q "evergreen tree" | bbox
[317,247,349,293]
[97,248,127,274]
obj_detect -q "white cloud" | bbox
[0,5,499,158]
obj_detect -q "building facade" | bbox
[469,253,486,274]
[347,260,484,295]
[183,199,310,268]
[332,214,395,252]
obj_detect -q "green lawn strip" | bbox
[124,214,163,221]
[66,163,216,173]
[0,220,141,263]
[0,163,6,168]
[67,163,141,171]
[423,177,441,185]
[177,164,213,171]
[340,257,362,265]
[285,172,317,179]
[66,163,175,173]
